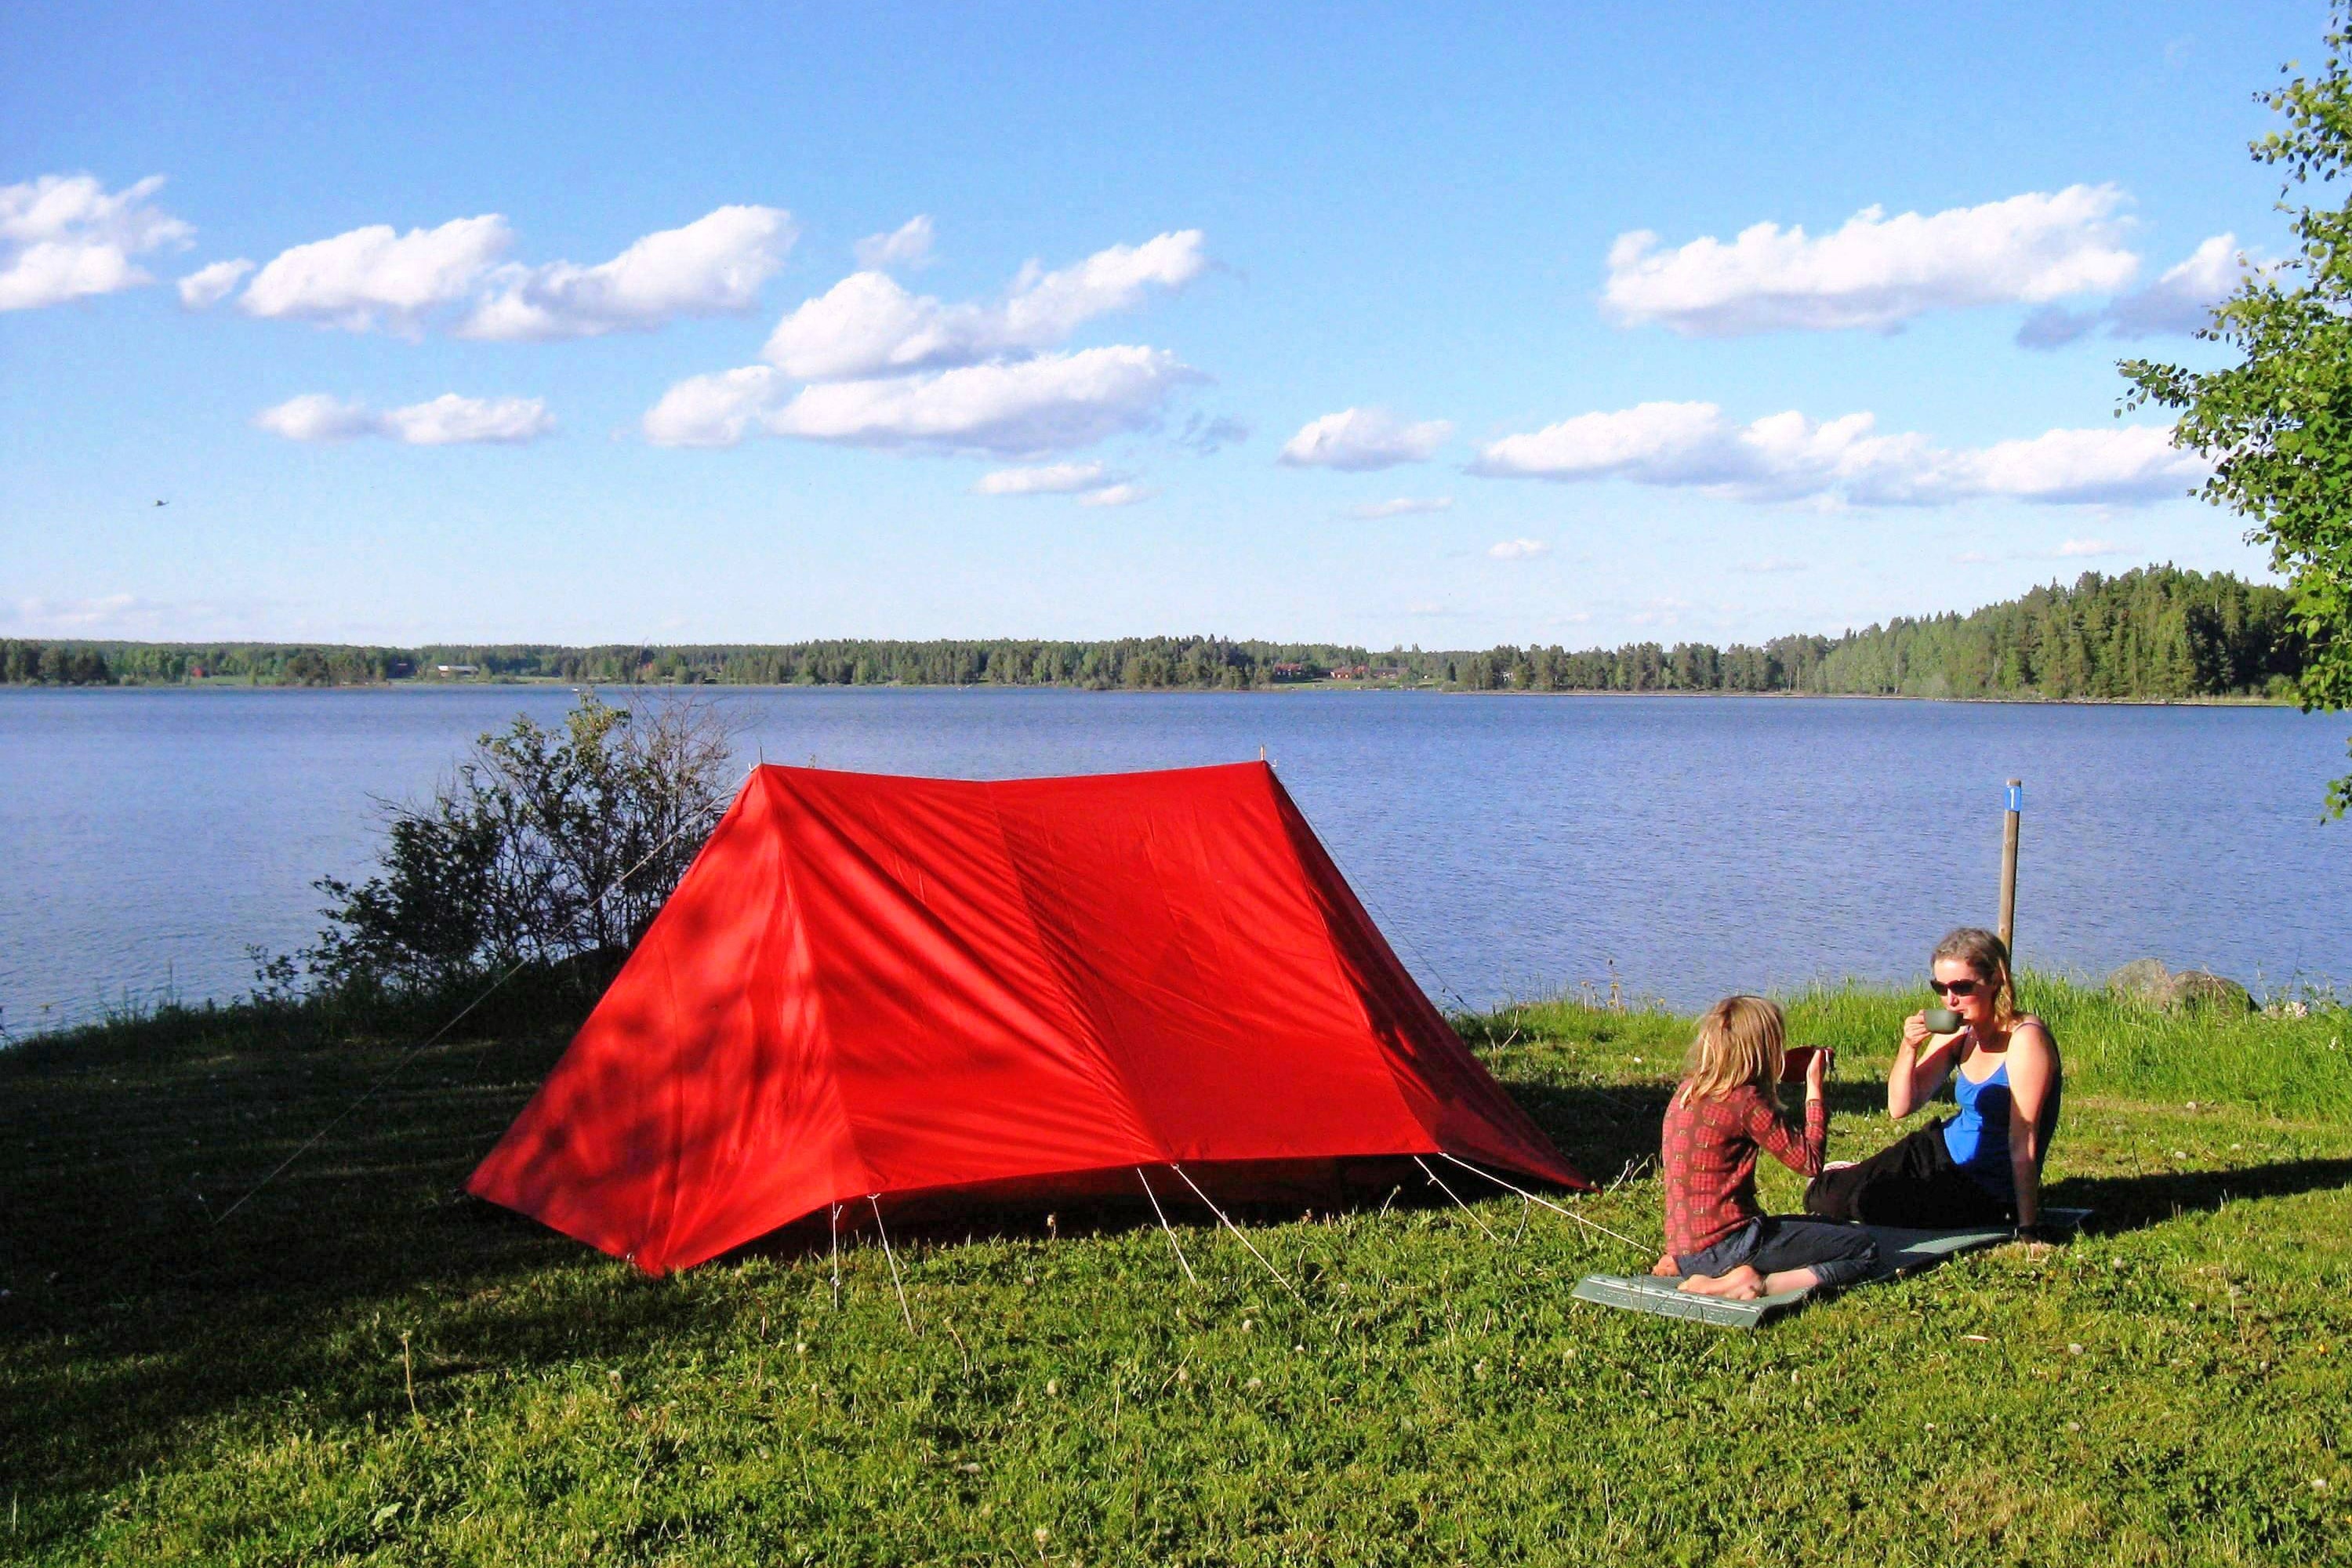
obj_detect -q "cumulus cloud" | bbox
[640,366,782,449]
[177,257,253,309]
[974,462,1120,495]
[1346,495,1454,519]
[458,205,797,340]
[1077,482,1152,507]
[234,205,793,337]
[253,392,554,445]
[647,345,1199,456]
[768,347,1198,456]
[1277,408,1454,470]
[1470,401,2205,506]
[0,173,194,311]
[1604,185,2139,336]
[240,215,511,332]
[1488,538,1550,560]
[855,215,935,270]
[2016,234,2249,348]
[2056,537,2124,557]
[762,229,1205,380]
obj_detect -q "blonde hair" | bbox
[1678,995,1785,1106]
[1932,927,2016,1030]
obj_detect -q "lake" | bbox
[3,686,2347,1037]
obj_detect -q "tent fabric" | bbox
[469,760,1586,1273]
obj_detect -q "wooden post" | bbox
[1997,779,2023,959]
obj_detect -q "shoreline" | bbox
[0,681,2301,710]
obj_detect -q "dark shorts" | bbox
[1675,1214,1880,1290]
[1803,1118,2013,1229]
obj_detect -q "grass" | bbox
[5,979,2350,1566]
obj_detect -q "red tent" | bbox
[469,760,1585,1273]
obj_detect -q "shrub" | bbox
[309,693,738,991]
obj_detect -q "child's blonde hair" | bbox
[1677,995,1785,1106]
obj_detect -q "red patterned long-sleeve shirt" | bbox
[1661,1084,1828,1257]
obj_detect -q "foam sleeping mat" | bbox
[1571,1208,2091,1330]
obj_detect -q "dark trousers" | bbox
[1803,1118,2012,1229]
[1674,1214,1880,1290]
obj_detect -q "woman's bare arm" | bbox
[1887,1012,1965,1120]
[2004,1019,2057,1229]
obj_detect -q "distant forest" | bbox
[0,566,2309,702]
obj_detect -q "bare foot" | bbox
[1679,1264,1762,1298]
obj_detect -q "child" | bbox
[1653,996,1878,1301]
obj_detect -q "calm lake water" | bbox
[4,687,2347,1036]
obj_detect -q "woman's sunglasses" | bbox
[1929,978,1981,997]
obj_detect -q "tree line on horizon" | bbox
[0,565,2308,702]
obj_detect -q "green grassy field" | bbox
[5,980,2350,1566]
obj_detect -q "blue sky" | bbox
[0,1,2313,650]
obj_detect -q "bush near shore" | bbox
[4,976,2349,1566]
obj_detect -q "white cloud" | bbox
[768,346,1198,456]
[2016,234,2249,348]
[458,205,796,340]
[0,173,194,311]
[1278,407,1454,470]
[1955,551,1998,564]
[974,462,1118,495]
[2056,537,2124,557]
[240,215,511,332]
[1488,538,1550,560]
[1471,401,2205,506]
[640,366,782,449]
[252,394,382,442]
[1604,185,2140,336]
[1077,481,1152,507]
[253,392,554,445]
[649,345,1198,456]
[234,206,793,338]
[855,215,935,270]
[177,257,253,309]
[380,394,556,445]
[762,229,1206,380]
[1346,495,1454,518]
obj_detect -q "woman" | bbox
[1804,928,2063,1238]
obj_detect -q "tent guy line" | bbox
[869,1195,917,1334]
[1440,1152,1654,1258]
[1136,1166,1200,1286]
[1171,1163,1311,1310]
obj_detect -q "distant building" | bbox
[434,664,479,676]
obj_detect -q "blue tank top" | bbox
[1943,1054,2061,1196]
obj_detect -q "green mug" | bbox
[1923,1007,1964,1034]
